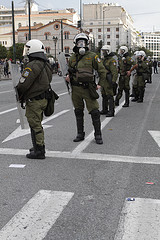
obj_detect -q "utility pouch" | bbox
[88,82,99,100]
[106,72,113,85]
[76,68,94,83]
[142,72,149,81]
[44,88,59,117]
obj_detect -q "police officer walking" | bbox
[16,39,53,159]
[100,45,118,117]
[115,46,135,107]
[66,33,106,144]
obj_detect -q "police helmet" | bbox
[23,39,45,56]
[138,50,146,57]
[118,46,128,56]
[73,33,89,45]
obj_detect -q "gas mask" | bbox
[77,40,86,55]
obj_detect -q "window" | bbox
[5,41,7,45]
[45,34,48,40]
[90,22,93,25]
[108,22,111,24]
[107,42,110,45]
[107,28,110,32]
[64,31,70,40]
[116,34,119,38]
[98,28,101,32]
[65,47,70,54]
[107,35,110,39]
[45,47,50,54]
[89,29,93,32]
[54,24,60,30]
[18,23,21,28]
[33,22,36,26]
[44,32,51,40]
[25,34,29,41]
[98,35,101,39]
[116,27,119,31]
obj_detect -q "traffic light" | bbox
[77,20,81,28]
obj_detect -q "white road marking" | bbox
[9,164,26,168]
[148,130,160,148]
[0,107,17,115]
[72,101,125,155]
[0,190,74,240]
[114,198,160,240]
[0,148,160,165]
[2,110,70,143]
[0,90,14,94]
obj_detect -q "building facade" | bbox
[141,32,160,59]
[17,20,83,58]
[83,3,142,51]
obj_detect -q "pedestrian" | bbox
[16,39,53,159]
[65,33,106,144]
[100,45,118,117]
[115,46,135,107]
[153,59,158,74]
[4,59,9,77]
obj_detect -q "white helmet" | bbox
[73,33,89,45]
[118,46,128,56]
[101,45,111,58]
[23,39,45,56]
[138,50,146,57]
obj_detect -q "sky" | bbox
[1,0,160,32]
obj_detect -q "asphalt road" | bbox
[0,72,160,240]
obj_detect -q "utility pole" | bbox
[80,0,82,31]
[12,1,16,63]
[28,0,31,40]
[61,20,63,52]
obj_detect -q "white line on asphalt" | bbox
[1,147,160,165]
[0,107,17,115]
[0,90,14,94]
[2,110,70,142]
[148,130,160,148]
[0,190,74,240]
[9,164,26,168]
[114,197,160,240]
[71,101,125,155]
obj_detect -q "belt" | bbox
[29,92,46,101]
[71,81,89,88]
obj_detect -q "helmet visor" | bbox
[23,45,30,56]
[76,40,86,48]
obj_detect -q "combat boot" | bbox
[106,96,115,117]
[26,145,45,159]
[122,90,129,107]
[100,95,108,115]
[90,109,103,144]
[73,109,85,142]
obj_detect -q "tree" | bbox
[0,44,7,59]
[7,43,24,61]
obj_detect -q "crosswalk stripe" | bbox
[0,148,160,165]
[114,198,160,239]
[0,190,74,240]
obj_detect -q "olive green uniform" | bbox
[17,59,52,148]
[115,54,135,107]
[101,55,118,116]
[68,51,106,144]
[132,60,149,102]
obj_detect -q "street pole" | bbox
[103,9,105,45]
[61,20,63,52]
[80,0,82,32]
[12,1,16,63]
[28,0,31,40]
[53,36,58,60]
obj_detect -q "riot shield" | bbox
[9,61,29,129]
[57,52,70,93]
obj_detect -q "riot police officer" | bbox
[115,46,135,107]
[16,39,53,159]
[66,33,106,144]
[128,50,149,103]
[100,45,118,117]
